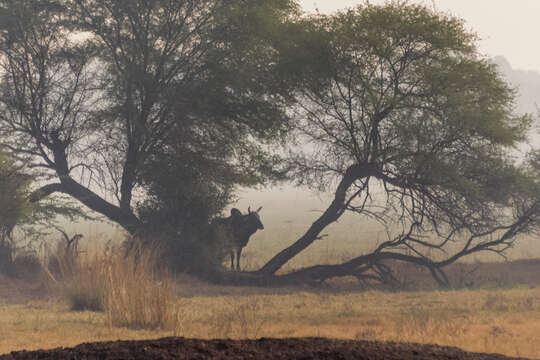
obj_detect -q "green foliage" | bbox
[293,2,530,210]
[0,149,32,274]
[0,150,31,240]
[137,152,233,274]
[0,148,89,276]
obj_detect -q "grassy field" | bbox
[2,283,540,358]
[2,211,540,359]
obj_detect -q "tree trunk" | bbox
[46,138,143,234]
[207,252,445,288]
[120,142,138,211]
[257,163,376,275]
[59,176,142,234]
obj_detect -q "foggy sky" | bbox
[298,0,540,73]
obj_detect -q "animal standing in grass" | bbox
[213,206,264,271]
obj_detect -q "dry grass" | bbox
[102,249,179,330]
[63,250,106,312]
[3,227,540,358]
[2,285,540,358]
[62,245,180,330]
[0,300,171,353]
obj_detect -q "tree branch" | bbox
[257,163,377,275]
[29,183,66,203]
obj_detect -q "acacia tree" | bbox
[246,2,540,285]
[0,0,297,235]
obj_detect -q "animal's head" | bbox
[247,206,264,230]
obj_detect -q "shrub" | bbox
[10,253,42,279]
[0,241,41,280]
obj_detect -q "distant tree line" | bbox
[1,0,540,285]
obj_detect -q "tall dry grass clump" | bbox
[64,243,180,330]
[103,246,179,330]
[64,250,107,312]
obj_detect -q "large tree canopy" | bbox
[252,2,540,285]
[0,0,298,236]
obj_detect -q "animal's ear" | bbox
[231,208,242,217]
[256,206,262,213]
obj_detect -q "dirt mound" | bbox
[0,337,532,360]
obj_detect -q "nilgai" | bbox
[213,206,264,271]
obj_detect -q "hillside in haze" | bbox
[493,56,540,115]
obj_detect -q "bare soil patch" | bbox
[1,337,533,360]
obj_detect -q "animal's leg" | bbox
[230,251,235,271]
[236,247,242,272]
